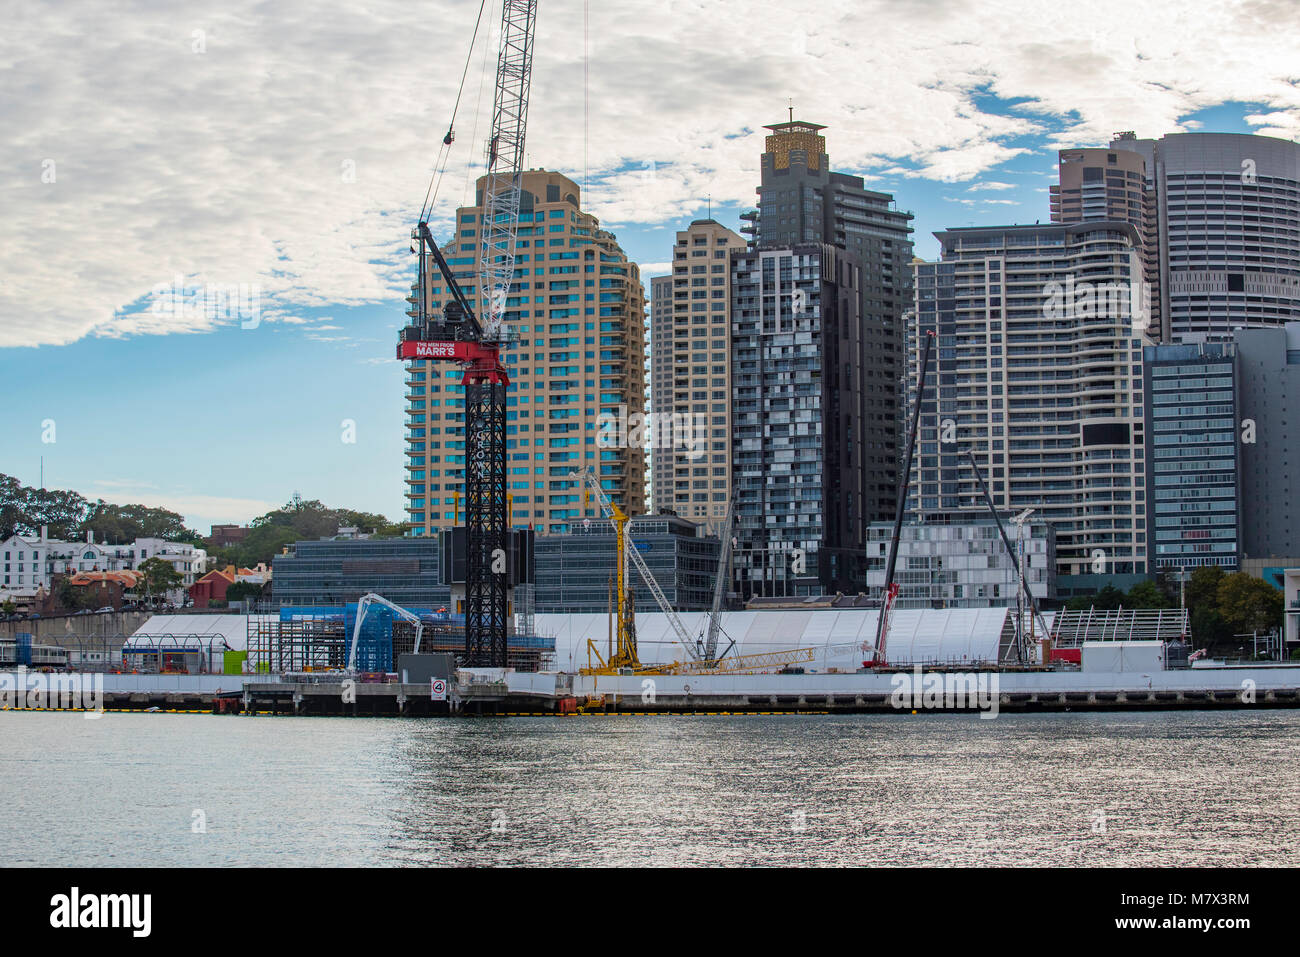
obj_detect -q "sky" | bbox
[2,0,1299,532]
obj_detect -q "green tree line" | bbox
[206,497,408,568]
[2,474,407,570]
[1065,566,1283,651]
[1,473,204,544]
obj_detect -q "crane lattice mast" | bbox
[396,0,539,668]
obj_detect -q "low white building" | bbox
[1285,569,1300,650]
[0,528,204,602]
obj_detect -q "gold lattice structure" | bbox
[764,120,826,170]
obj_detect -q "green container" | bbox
[223,650,249,675]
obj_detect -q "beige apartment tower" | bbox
[649,219,746,532]
[403,170,646,536]
[1051,140,1160,335]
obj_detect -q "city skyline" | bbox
[4,0,1300,530]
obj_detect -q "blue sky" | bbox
[3,1,1297,532]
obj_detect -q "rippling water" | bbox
[3,710,1298,866]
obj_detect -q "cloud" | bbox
[3,0,1299,348]
[968,181,1018,191]
[86,482,279,527]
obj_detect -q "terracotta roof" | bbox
[68,570,143,587]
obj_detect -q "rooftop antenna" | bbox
[788,98,794,123]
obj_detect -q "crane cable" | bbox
[418,0,492,225]
[461,7,496,211]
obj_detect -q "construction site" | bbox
[9,0,1296,720]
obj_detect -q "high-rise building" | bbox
[1051,143,1160,332]
[731,244,866,597]
[1142,342,1240,575]
[403,170,646,536]
[1057,131,1300,343]
[648,273,673,512]
[1234,322,1300,564]
[649,220,746,530]
[909,222,1151,596]
[742,117,914,522]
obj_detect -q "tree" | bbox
[1185,566,1226,615]
[1217,572,1283,635]
[1,598,15,617]
[139,557,184,602]
[1125,580,1173,609]
[1190,605,1231,650]
[53,577,95,613]
[214,497,405,566]
[81,500,203,545]
[225,581,265,604]
[1152,569,1182,606]
[0,474,89,540]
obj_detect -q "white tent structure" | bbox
[535,608,1056,672]
[128,613,260,652]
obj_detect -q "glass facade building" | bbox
[273,539,452,608]
[533,515,719,613]
[1234,322,1300,562]
[1142,342,1240,573]
[731,244,866,597]
[742,119,913,524]
[866,520,1055,609]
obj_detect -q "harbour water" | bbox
[3,710,1298,866]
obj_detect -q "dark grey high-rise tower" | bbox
[740,117,914,524]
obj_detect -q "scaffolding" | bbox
[246,612,348,674]
[1051,607,1190,647]
[246,604,555,675]
[391,617,552,672]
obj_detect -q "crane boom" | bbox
[396,1,539,668]
[872,328,936,666]
[347,592,425,673]
[478,0,537,340]
[964,449,1052,665]
[701,497,736,663]
[571,467,703,662]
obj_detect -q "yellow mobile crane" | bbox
[571,467,854,676]
[582,484,640,673]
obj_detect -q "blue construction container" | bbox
[15,633,32,666]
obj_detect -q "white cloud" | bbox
[3,0,1298,348]
[86,482,279,528]
[968,181,1018,191]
